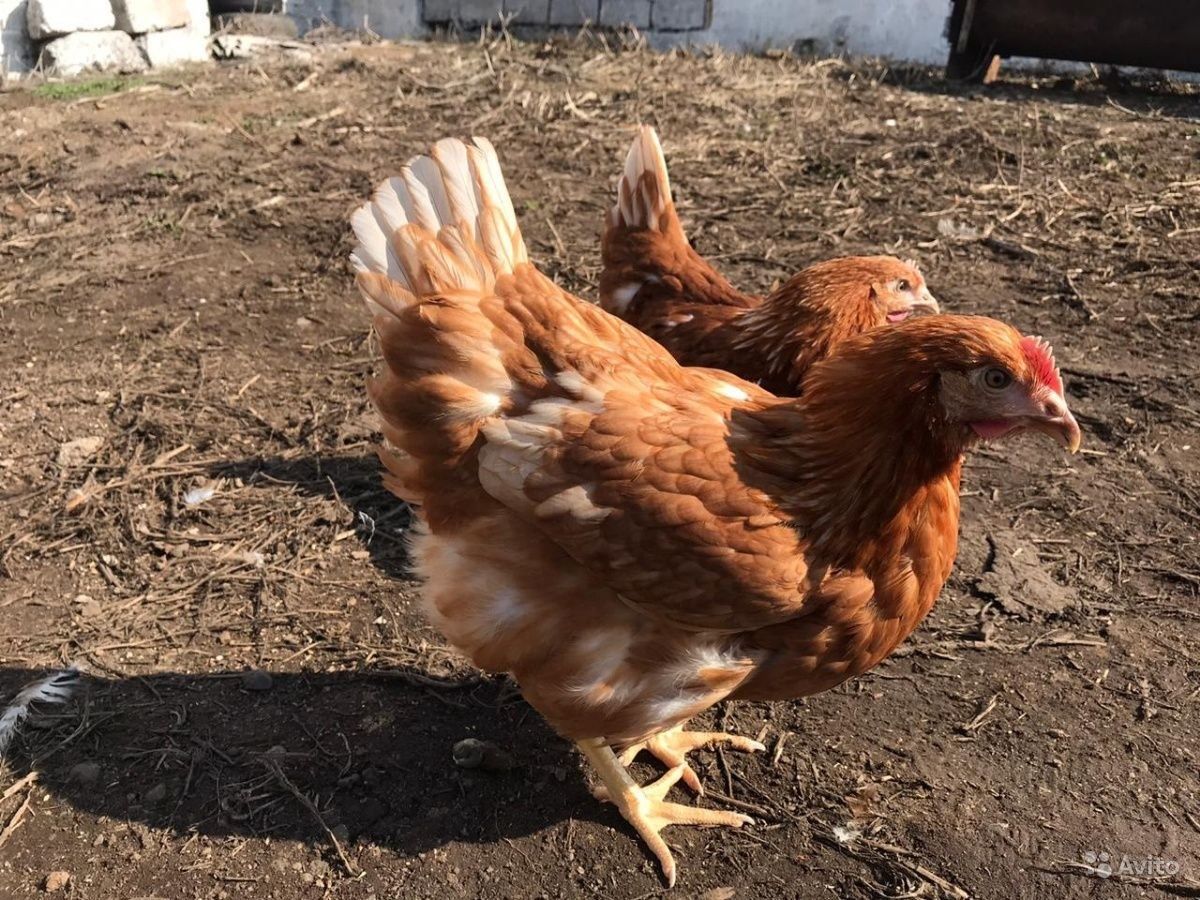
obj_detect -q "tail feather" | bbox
[612,125,674,232]
[351,136,528,300]
[352,135,757,528]
[351,137,539,522]
[601,126,752,320]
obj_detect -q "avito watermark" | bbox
[1082,850,1181,878]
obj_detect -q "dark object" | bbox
[947,0,1200,82]
[452,738,515,772]
[241,669,273,691]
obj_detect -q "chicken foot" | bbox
[618,724,767,794]
[577,738,753,887]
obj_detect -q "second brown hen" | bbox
[600,126,940,394]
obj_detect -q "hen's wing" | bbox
[353,138,809,633]
[474,276,811,632]
[599,126,759,334]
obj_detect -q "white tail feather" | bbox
[612,125,673,231]
[351,137,529,310]
[0,667,81,755]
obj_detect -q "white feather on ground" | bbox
[0,667,81,755]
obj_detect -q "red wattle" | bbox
[970,420,1017,440]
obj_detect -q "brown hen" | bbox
[600,126,940,394]
[351,138,1080,887]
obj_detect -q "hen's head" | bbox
[845,315,1079,454]
[932,323,1081,453]
[739,255,940,393]
[799,256,940,325]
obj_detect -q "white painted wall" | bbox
[697,0,951,64]
[282,0,952,65]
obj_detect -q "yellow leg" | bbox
[577,738,753,888]
[619,723,767,794]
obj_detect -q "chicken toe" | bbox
[619,724,767,794]
[579,738,753,888]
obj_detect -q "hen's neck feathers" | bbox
[728,265,880,393]
[732,321,997,572]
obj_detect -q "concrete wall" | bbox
[288,0,424,36]
[701,0,949,64]
[286,0,954,65]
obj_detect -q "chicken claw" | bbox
[578,738,753,888]
[619,724,767,794]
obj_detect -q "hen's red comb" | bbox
[1020,335,1063,395]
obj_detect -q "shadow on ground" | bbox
[0,666,608,865]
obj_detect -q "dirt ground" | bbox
[1,35,1199,900]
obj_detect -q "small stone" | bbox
[43,871,70,892]
[309,859,332,880]
[241,669,273,691]
[68,761,101,786]
[144,782,167,803]
[331,823,350,845]
[57,436,103,467]
[452,738,515,772]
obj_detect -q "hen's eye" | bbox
[983,367,1012,390]
[896,279,911,292]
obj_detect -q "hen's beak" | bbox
[885,288,940,322]
[1027,393,1082,454]
[912,286,940,315]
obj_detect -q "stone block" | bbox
[548,0,597,26]
[650,0,707,30]
[423,0,456,22]
[113,0,190,34]
[183,0,209,36]
[456,0,504,24]
[598,0,649,28]
[40,29,147,76]
[137,26,208,67]
[26,0,113,39]
[503,0,549,25]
